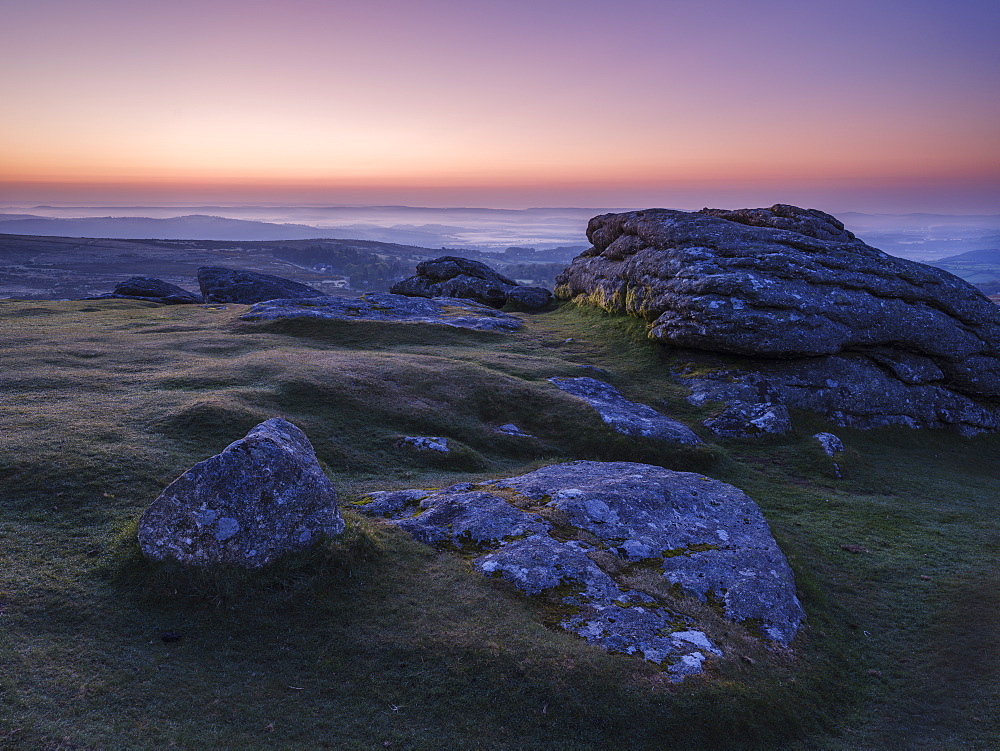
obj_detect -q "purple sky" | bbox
[1,0,998,211]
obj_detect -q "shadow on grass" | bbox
[104,512,389,612]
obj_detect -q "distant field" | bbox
[929,248,1000,288]
[0,298,996,749]
[0,233,576,301]
[0,233,438,300]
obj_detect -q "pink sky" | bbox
[1,0,998,212]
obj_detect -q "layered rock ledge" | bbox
[555,204,1000,433]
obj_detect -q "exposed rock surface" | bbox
[548,377,702,445]
[813,432,845,477]
[357,461,803,675]
[555,204,1000,433]
[496,423,533,438]
[680,353,1000,434]
[240,292,522,331]
[813,432,844,457]
[88,276,203,304]
[704,402,792,439]
[138,418,344,567]
[398,436,449,453]
[391,255,553,310]
[198,266,324,304]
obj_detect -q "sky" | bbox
[1,0,998,212]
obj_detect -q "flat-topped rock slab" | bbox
[357,460,803,677]
[241,292,522,331]
[548,376,702,444]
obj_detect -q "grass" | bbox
[0,297,997,749]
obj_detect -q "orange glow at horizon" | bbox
[1,0,998,212]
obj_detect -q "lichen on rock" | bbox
[241,292,523,331]
[548,376,702,445]
[137,418,344,567]
[358,461,804,677]
[555,205,1000,434]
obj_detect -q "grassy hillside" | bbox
[0,298,997,749]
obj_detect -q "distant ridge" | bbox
[933,248,1000,264]
[0,214,329,241]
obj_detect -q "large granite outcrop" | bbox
[391,256,553,310]
[240,292,522,331]
[555,204,1000,434]
[357,461,804,676]
[138,418,344,567]
[198,266,324,304]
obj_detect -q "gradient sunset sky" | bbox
[1,0,997,211]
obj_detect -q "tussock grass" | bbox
[0,298,997,748]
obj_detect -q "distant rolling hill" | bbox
[0,233,442,300]
[0,232,568,301]
[0,214,332,242]
[930,248,1000,286]
[933,248,1000,265]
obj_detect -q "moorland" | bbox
[1,293,997,749]
[0,233,578,302]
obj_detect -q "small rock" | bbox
[137,418,344,567]
[919,575,932,581]
[358,460,804,675]
[704,402,792,438]
[398,436,449,453]
[496,423,533,437]
[814,432,845,457]
[549,377,702,445]
[505,285,553,311]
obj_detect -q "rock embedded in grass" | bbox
[495,423,533,437]
[358,460,804,675]
[240,292,523,331]
[548,376,702,445]
[137,418,344,567]
[813,432,844,457]
[704,402,792,438]
[397,436,449,453]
